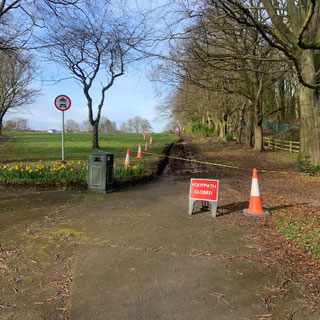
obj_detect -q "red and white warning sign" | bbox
[189,178,219,201]
[54,94,71,111]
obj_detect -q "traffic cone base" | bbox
[243,208,270,217]
[243,168,270,217]
[144,141,149,151]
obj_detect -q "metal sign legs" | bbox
[189,200,218,217]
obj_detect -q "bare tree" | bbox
[152,2,288,150]
[209,0,320,163]
[0,0,81,51]
[140,118,152,133]
[65,119,80,132]
[127,116,152,133]
[45,0,147,148]
[119,122,129,133]
[0,50,38,135]
[3,117,29,131]
[99,116,117,133]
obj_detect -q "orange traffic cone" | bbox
[137,144,142,158]
[143,133,146,140]
[243,168,270,216]
[124,149,130,167]
[150,136,153,145]
[144,141,149,151]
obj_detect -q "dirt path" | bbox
[69,176,313,320]
[0,137,319,319]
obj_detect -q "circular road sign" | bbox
[54,95,71,111]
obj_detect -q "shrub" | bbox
[225,133,233,142]
[191,122,215,137]
[296,156,320,176]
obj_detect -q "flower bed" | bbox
[0,161,150,190]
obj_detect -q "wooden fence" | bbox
[263,138,300,153]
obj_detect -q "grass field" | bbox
[0,132,178,167]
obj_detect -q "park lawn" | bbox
[0,131,177,168]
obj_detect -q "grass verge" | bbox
[273,206,320,259]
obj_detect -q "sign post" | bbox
[54,95,71,161]
[189,178,219,217]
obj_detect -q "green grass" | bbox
[274,209,320,259]
[0,132,177,168]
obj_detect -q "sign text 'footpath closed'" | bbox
[189,178,219,201]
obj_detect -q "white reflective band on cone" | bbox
[250,178,260,196]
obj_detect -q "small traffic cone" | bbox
[144,141,149,151]
[243,168,270,216]
[124,149,130,167]
[150,136,153,145]
[143,133,146,140]
[137,144,142,158]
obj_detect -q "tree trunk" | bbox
[297,51,320,164]
[245,107,254,147]
[253,122,263,151]
[0,117,3,136]
[207,112,212,127]
[212,118,219,136]
[92,123,100,149]
[218,119,226,140]
[236,104,245,144]
[278,80,285,120]
[253,99,263,152]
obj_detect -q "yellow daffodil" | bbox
[132,165,137,170]
[15,165,19,170]
[29,169,32,173]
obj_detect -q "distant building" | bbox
[48,129,57,133]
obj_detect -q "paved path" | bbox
[69,176,312,320]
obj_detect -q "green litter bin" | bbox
[88,151,114,191]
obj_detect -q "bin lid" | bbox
[89,151,113,156]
